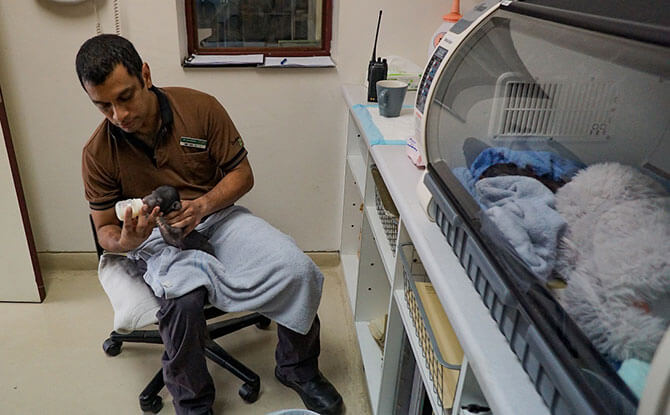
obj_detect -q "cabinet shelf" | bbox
[340,253,359,314]
[355,321,384,415]
[456,365,490,415]
[346,154,366,198]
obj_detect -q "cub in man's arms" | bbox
[142,185,215,256]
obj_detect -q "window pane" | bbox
[195,0,323,49]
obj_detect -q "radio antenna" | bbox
[371,10,382,62]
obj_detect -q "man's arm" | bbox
[166,157,254,234]
[91,204,160,253]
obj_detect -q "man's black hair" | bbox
[75,34,144,90]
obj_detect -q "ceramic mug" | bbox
[376,80,408,117]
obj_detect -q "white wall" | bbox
[0,0,474,252]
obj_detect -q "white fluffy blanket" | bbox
[554,162,670,362]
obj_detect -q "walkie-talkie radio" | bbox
[367,10,387,102]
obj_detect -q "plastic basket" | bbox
[399,243,462,413]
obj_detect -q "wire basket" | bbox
[374,185,398,255]
[399,243,463,413]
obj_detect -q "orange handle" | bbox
[443,0,462,22]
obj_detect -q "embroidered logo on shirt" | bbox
[235,137,244,147]
[180,137,207,149]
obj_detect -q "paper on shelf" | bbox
[262,56,335,67]
[416,281,464,409]
[184,54,264,66]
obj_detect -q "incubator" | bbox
[416,0,670,414]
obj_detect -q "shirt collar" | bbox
[153,86,173,134]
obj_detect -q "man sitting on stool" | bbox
[76,34,343,415]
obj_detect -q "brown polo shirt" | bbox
[82,86,247,210]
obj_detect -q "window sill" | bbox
[182,54,335,68]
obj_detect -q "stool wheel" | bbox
[140,394,163,413]
[256,317,271,329]
[103,338,122,356]
[239,382,260,402]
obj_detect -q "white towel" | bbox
[98,253,159,333]
[128,206,323,335]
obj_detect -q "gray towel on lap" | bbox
[475,176,566,281]
[128,206,323,335]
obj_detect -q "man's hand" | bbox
[158,157,254,236]
[118,204,160,251]
[164,198,206,236]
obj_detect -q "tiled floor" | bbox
[0,254,371,415]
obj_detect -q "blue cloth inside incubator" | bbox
[470,147,584,183]
[452,146,584,202]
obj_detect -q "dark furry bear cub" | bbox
[143,185,215,256]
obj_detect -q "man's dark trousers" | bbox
[156,287,321,415]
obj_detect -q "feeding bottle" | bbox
[115,198,144,221]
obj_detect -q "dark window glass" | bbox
[187,0,331,56]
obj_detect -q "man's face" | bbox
[84,63,153,134]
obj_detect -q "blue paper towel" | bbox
[617,358,650,398]
[351,104,413,146]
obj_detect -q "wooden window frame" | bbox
[185,0,333,57]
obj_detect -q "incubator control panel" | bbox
[416,46,448,114]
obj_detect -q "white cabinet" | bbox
[339,84,550,415]
[340,108,396,412]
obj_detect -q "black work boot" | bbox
[275,368,344,415]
